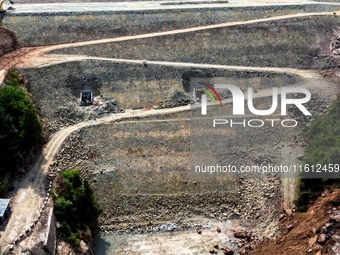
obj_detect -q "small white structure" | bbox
[0,199,11,225]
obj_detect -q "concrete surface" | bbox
[4,0,340,14]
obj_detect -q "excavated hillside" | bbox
[249,189,340,255]
[0,2,339,254]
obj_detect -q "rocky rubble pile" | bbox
[52,141,280,236]
[306,208,340,255]
[49,127,281,236]
[232,227,266,255]
[49,131,99,174]
[47,96,123,133]
[205,226,270,255]
[330,29,340,56]
[158,88,190,109]
[54,102,89,125]
[235,178,281,221]
[96,178,279,234]
[98,191,239,233]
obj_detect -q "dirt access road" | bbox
[0,5,338,252]
[17,54,322,79]
[0,106,190,251]
[2,11,336,84]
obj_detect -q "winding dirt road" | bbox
[0,11,337,84]
[16,54,322,79]
[0,106,190,250]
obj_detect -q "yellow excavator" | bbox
[0,0,14,12]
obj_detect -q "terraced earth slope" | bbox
[0,1,339,254]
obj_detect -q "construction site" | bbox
[0,0,339,254]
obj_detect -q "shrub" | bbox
[54,169,101,247]
[297,97,340,211]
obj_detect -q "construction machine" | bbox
[79,90,93,106]
[0,0,14,12]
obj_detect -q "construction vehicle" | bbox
[0,0,14,12]
[79,90,93,106]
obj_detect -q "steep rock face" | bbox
[0,25,17,57]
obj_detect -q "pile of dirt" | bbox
[331,32,340,56]
[248,189,340,255]
[47,96,123,133]
[157,88,190,109]
[0,26,17,57]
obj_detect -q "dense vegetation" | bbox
[53,169,102,246]
[297,96,340,211]
[0,70,42,195]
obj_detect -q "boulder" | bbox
[297,154,304,160]
[75,240,92,255]
[330,214,340,223]
[286,225,294,231]
[285,209,293,217]
[308,235,318,247]
[234,228,247,239]
[223,246,234,255]
[317,233,327,244]
[321,226,328,234]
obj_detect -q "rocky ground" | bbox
[46,95,124,133]
[288,93,334,126]
[0,26,16,58]
[249,189,340,255]
[44,88,190,133]
[157,88,191,109]
[49,113,282,236]
[330,29,340,56]
[44,80,338,255]
[0,1,339,254]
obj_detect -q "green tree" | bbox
[54,169,101,247]
[0,70,42,175]
[297,97,340,211]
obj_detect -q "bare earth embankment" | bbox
[0,1,339,254]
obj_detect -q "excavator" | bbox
[0,0,14,12]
